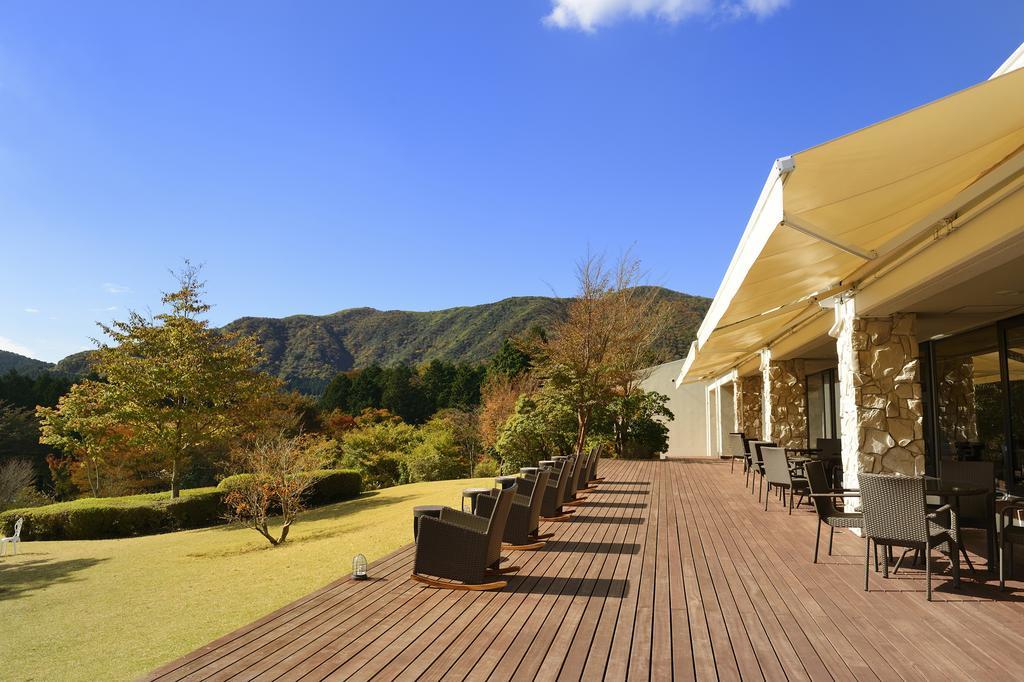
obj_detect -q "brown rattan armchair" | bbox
[805,461,862,563]
[477,469,550,550]
[859,473,961,601]
[761,446,809,514]
[561,454,586,507]
[412,485,517,591]
[1000,504,1024,590]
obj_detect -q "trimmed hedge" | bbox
[0,488,226,541]
[217,469,362,507]
[2,469,363,541]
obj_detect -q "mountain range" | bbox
[3,287,710,394]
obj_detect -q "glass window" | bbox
[932,326,1007,489]
[807,371,825,445]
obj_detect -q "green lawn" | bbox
[0,476,493,681]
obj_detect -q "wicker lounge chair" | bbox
[523,457,575,522]
[761,446,809,514]
[805,461,862,563]
[1000,503,1024,589]
[589,444,604,483]
[561,454,587,507]
[858,473,960,601]
[477,470,550,550]
[412,485,518,591]
[577,448,597,493]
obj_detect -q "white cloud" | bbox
[92,305,119,312]
[102,282,131,294]
[543,0,789,31]
[24,307,40,314]
[0,335,35,357]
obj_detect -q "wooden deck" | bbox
[148,459,1024,681]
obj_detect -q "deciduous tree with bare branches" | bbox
[222,436,318,546]
[531,252,672,455]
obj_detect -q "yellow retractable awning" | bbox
[680,65,1024,383]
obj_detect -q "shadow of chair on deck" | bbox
[505,575,630,596]
[541,540,641,555]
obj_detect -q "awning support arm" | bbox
[781,214,878,261]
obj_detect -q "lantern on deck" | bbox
[352,553,368,580]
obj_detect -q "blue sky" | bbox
[1,1,1022,362]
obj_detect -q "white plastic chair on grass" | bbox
[0,517,23,556]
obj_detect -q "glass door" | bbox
[1002,317,1024,492]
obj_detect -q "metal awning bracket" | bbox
[781,214,878,261]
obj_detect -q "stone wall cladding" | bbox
[736,375,763,439]
[848,314,925,476]
[767,359,808,449]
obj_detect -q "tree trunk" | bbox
[170,458,180,499]
[575,410,589,455]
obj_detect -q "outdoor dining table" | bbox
[495,475,519,490]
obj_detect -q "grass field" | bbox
[0,476,493,681]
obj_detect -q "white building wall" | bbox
[640,358,710,458]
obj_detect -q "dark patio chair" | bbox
[477,469,550,550]
[761,446,808,514]
[939,460,996,572]
[412,485,517,591]
[748,441,775,501]
[726,432,746,473]
[858,473,960,601]
[805,461,862,563]
[999,504,1024,589]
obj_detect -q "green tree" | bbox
[37,381,123,497]
[420,360,456,410]
[381,365,432,424]
[349,365,384,413]
[320,372,354,412]
[609,390,673,458]
[44,264,280,498]
[489,337,532,378]
[494,389,578,473]
[0,400,53,488]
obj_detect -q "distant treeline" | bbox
[318,338,531,424]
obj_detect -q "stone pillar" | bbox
[831,298,925,492]
[735,375,763,440]
[761,349,808,449]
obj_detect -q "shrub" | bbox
[165,489,227,529]
[304,469,362,506]
[0,486,225,540]
[219,469,362,507]
[474,456,499,478]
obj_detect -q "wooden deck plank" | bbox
[145,458,1024,682]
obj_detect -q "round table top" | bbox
[462,487,491,496]
[922,478,987,497]
[413,505,444,514]
[495,475,518,482]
